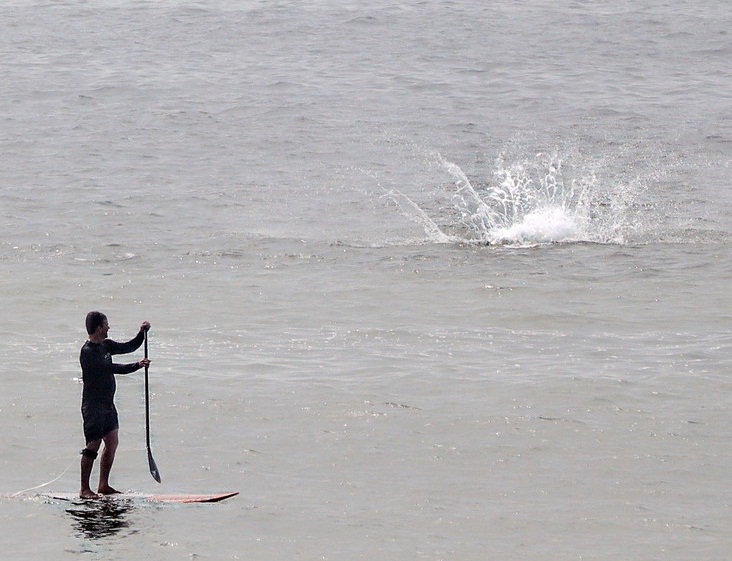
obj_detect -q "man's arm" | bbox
[106,321,151,355]
[112,360,146,375]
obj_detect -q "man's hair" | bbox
[85,311,107,335]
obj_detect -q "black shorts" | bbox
[82,403,119,443]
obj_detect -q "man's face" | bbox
[97,319,109,339]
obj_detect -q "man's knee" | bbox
[82,439,102,460]
[103,430,119,449]
[81,448,98,460]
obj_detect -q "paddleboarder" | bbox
[79,312,151,499]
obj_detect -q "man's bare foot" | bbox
[80,489,99,499]
[97,486,122,495]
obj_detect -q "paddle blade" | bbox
[148,449,162,483]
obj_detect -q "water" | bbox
[1,1,730,560]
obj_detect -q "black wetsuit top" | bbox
[80,331,145,440]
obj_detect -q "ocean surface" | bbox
[1,1,730,559]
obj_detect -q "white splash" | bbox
[381,145,653,246]
[382,188,454,244]
[491,207,581,244]
[444,152,606,245]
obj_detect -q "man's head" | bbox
[85,311,108,336]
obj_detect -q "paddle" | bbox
[144,329,161,483]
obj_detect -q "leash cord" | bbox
[10,456,77,498]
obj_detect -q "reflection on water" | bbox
[65,498,134,540]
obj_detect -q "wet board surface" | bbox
[45,492,239,503]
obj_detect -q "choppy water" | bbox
[1,1,730,560]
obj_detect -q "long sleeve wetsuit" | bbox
[79,330,145,441]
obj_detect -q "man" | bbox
[79,311,151,499]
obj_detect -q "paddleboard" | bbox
[46,491,239,503]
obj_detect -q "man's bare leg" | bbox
[98,429,121,495]
[80,440,102,499]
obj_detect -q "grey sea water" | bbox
[1,1,730,560]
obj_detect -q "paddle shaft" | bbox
[144,333,149,443]
[144,330,161,482]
